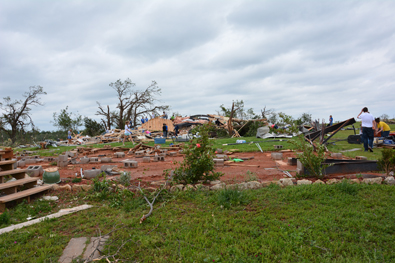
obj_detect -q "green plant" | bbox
[72,178,82,183]
[243,170,257,182]
[49,161,57,166]
[377,148,395,176]
[0,211,10,226]
[290,136,331,179]
[215,188,249,209]
[334,179,359,196]
[119,172,131,187]
[173,124,223,184]
[91,173,110,200]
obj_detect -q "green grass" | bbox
[1,183,394,262]
[326,123,395,160]
[11,124,395,161]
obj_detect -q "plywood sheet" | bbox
[140,117,174,132]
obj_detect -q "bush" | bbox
[173,124,223,184]
[290,136,331,179]
[377,148,395,176]
[72,178,82,183]
[119,172,131,187]
[0,211,10,226]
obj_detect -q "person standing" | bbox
[357,107,375,152]
[123,121,134,146]
[174,124,179,136]
[375,118,391,138]
[141,116,145,124]
[329,115,333,126]
[162,123,168,138]
[162,111,168,119]
[67,129,72,144]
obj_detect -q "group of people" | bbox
[357,107,391,152]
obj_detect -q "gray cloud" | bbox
[0,0,394,132]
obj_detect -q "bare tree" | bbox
[260,106,274,119]
[97,79,168,129]
[109,79,135,129]
[0,86,46,143]
[125,81,169,127]
[96,103,115,129]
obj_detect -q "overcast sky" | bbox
[1,0,394,131]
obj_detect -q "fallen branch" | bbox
[137,182,166,224]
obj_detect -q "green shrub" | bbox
[290,136,331,179]
[0,211,10,226]
[377,148,395,176]
[216,188,249,209]
[173,124,223,184]
[72,178,82,183]
[119,172,131,187]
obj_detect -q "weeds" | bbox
[118,172,131,187]
[334,179,359,195]
[243,170,257,182]
[0,211,10,227]
[72,177,82,183]
[377,148,395,176]
[215,188,250,209]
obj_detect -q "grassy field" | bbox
[0,182,394,262]
[2,124,394,262]
[12,124,394,160]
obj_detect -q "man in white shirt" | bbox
[357,107,375,152]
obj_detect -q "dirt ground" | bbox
[18,148,381,187]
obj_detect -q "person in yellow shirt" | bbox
[375,118,391,138]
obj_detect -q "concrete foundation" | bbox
[123,160,138,168]
[100,157,112,163]
[58,155,68,162]
[27,165,43,177]
[114,152,125,158]
[143,156,151,163]
[213,158,224,166]
[135,150,145,158]
[79,157,90,164]
[215,154,229,160]
[43,157,55,162]
[271,152,283,160]
[169,152,177,156]
[331,153,343,159]
[153,156,165,162]
[274,145,283,149]
[17,160,26,167]
[25,159,37,164]
[100,165,118,172]
[84,169,101,179]
[287,157,297,166]
[90,157,100,163]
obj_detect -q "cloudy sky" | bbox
[1,0,394,131]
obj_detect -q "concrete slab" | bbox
[0,205,93,235]
[59,237,87,263]
[83,236,109,261]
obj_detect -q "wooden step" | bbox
[0,185,53,212]
[0,177,39,195]
[0,169,27,184]
[0,160,17,172]
[0,150,13,160]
